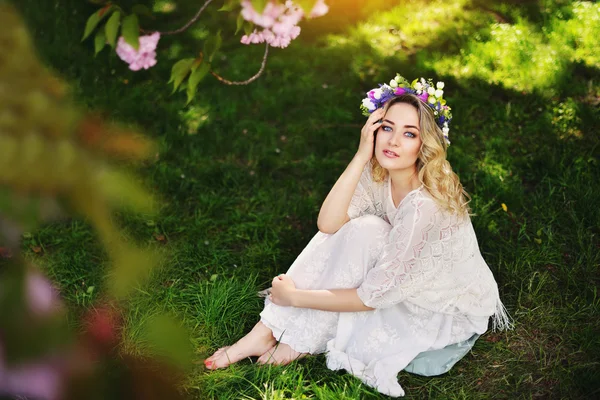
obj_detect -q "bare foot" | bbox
[204,321,276,370]
[256,342,308,366]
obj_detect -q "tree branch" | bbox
[210,43,270,85]
[142,0,215,35]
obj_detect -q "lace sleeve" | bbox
[347,163,377,219]
[357,194,444,308]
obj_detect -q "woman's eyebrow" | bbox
[403,124,420,131]
[383,119,395,125]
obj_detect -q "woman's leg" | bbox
[257,215,391,365]
[204,321,276,369]
[205,215,391,369]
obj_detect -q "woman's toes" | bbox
[256,343,306,366]
[257,346,276,365]
[204,346,230,369]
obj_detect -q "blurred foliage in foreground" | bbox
[0,3,190,399]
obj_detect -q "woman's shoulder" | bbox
[412,189,470,223]
[360,160,384,187]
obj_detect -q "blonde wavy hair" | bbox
[371,94,471,216]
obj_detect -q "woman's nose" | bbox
[388,131,401,147]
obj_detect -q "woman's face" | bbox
[374,102,422,172]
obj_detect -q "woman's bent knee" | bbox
[349,215,391,232]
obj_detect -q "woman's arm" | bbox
[270,275,374,312]
[316,155,367,234]
[317,108,384,234]
[292,288,374,312]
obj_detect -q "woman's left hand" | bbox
[269,274,297,307]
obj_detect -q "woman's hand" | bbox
[356,108,384,164]
[269,274,297,307]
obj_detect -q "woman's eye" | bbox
[404,132,416,138]
[382,126,393,132]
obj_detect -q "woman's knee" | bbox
[349,215,391,233]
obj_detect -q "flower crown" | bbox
[361,74,452,145]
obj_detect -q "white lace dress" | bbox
[259,162,511,397]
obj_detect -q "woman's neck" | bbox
[388,167,421,196]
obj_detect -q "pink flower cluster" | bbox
[240,0,329,49]
[116,32,160,71]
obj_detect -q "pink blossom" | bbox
[309,0,329,18]
[418,92,429,102]
[240,1,284,28]
[0,352,64,400]
[394,87,407,96]
[116,32,160,71]
[26,271,61,315]
[239,1,323,49]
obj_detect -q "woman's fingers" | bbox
[362,109,384,135]
[367,107,384,122]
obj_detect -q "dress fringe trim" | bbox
[491,296,515,331]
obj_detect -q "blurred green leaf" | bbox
[168,58,195,94]
[142,314,192,368]
[235,12,244,35]
[296,0,318,14]
[203,30,222,63]
[243,20,253,36]
[122,14,140,50]
[95,167,156,214]
[94,29,106,55]
[218,0,238,12]
[186,62,210,105]
[250,0,268,14]
[105,10,121,48]
[108,246,162,299]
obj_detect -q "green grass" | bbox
[12,0,600,398]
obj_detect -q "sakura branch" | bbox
[82,0,330,103]
[211,42,270,85]
[141,0,215,36]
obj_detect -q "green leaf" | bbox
[96,168,157,214]
[250,0,268,14]
[122,14,140,50]
[104,11,121,47]
[105,10,121,48]
[203,30,222,63]
[218,0,238,12]
[132,4,154,18]
[94,29,107,55]
[296,0,318,14]
[186,62,211,104]
[244,21,254,36]
[142,314,192,368]
[82,10,101,41]
[168,58,195,94]
[82,6,114,41]
[235,13,244,35]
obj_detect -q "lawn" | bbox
[9,0,600,398]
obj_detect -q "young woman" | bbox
[204,75,513,397]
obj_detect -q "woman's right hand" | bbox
[356,108,384,164]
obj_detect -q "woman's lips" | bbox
[383,149,399,158]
